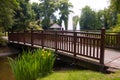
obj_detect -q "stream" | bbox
[0,46,83,80]
[0,46,17,80]
[0,57,15,80]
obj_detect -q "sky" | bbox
[30,0,110,30]
[30,0,110,15]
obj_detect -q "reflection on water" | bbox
[0,57,15,80]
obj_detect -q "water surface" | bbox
[0,57,15,80]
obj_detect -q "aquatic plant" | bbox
[8,49,56,80]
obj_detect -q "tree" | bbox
[108,0,120,28]
[30,0,73,30]
[116,14,120,25]
[72,15,79,31]
[110,0,120,13]
[79,6,98,30]
[0,0,18,31]
[31,2,40,20]
[12,0,34,31]
[58,0,73,30]
[38,0,58,30]
[97,9,111,29]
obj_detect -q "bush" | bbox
[110,25,120,32]
[8,49,56,80]
[0,37,7,46]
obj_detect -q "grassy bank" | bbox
[0,56,120,80]
[38,70,120,80]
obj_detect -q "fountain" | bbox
[68,13,73,30]
[76,21,80,31]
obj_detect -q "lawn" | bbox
[38,70,120,80]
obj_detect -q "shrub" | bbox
[8,49,56,80]
[0,38,7,46]
[110,25,120,32]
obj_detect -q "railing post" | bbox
[100,27,105,64]
[41,31,44,48]
[31,28,33,46]
[55,31,58,52]
[24,30,25,44]
[74,32,77,57]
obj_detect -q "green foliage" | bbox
[108,0,120,30]
[31,0,73,30]
[97,9,113,29]
[31,3,40,20]
[107,0,120,32]
[79,6,99,30]
[0,28,2,37]
[8,49,56,80]
[28,21,43,30]
[110,26,120,32]
[110,14,120,32]
[79,6,116,30]
[0,28,7,46]
[12,0,35,31]
[116,14,120,25]
[110,0,120,13]
[38,0,59,30]
[0,38,7,46]
[0,0,19,31]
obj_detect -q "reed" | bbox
[8,49,56,80]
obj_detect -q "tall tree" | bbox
[39,0,58,30]
[31,2,40,20]
[106,0,120,31]
[12,0,33,31]
[0,0,18,31]
[58,0,73,30]
[110,0,120,13]
[108,0,120,27]
[79,6,98,30]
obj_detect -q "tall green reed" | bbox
[8,48,56,80]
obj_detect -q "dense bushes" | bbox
[110,26,120,32]
[8,49,56,80]
[0,32,7,46]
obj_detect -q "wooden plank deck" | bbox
[105,48,120,69]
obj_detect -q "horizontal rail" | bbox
[8,29,105,64]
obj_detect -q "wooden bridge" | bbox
[8,28,120,71]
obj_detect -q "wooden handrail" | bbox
[8,29,106,64]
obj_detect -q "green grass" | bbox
[37,70,120,80]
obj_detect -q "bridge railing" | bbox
[78,30,120,49]
[105,32,120,49]
[8,28,105,64]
